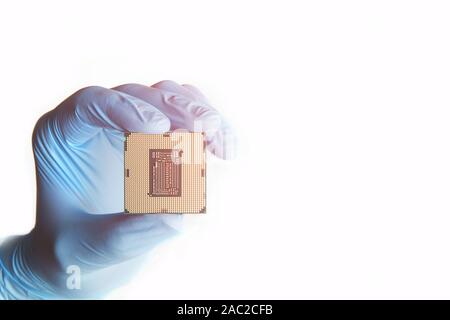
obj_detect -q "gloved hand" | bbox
[0,81,234,299]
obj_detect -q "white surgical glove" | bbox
[0,81,234,299]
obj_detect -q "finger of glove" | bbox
[51,86,170,145]
[112,83,232,158]
[113,83,221,134]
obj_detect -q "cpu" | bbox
[124,132,206,214]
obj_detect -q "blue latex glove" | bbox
[0,81,234,299]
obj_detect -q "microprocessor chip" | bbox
[124,132,206,214]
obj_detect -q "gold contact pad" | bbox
[124,132,206,214]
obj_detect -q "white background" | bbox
[1,0,450,299]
